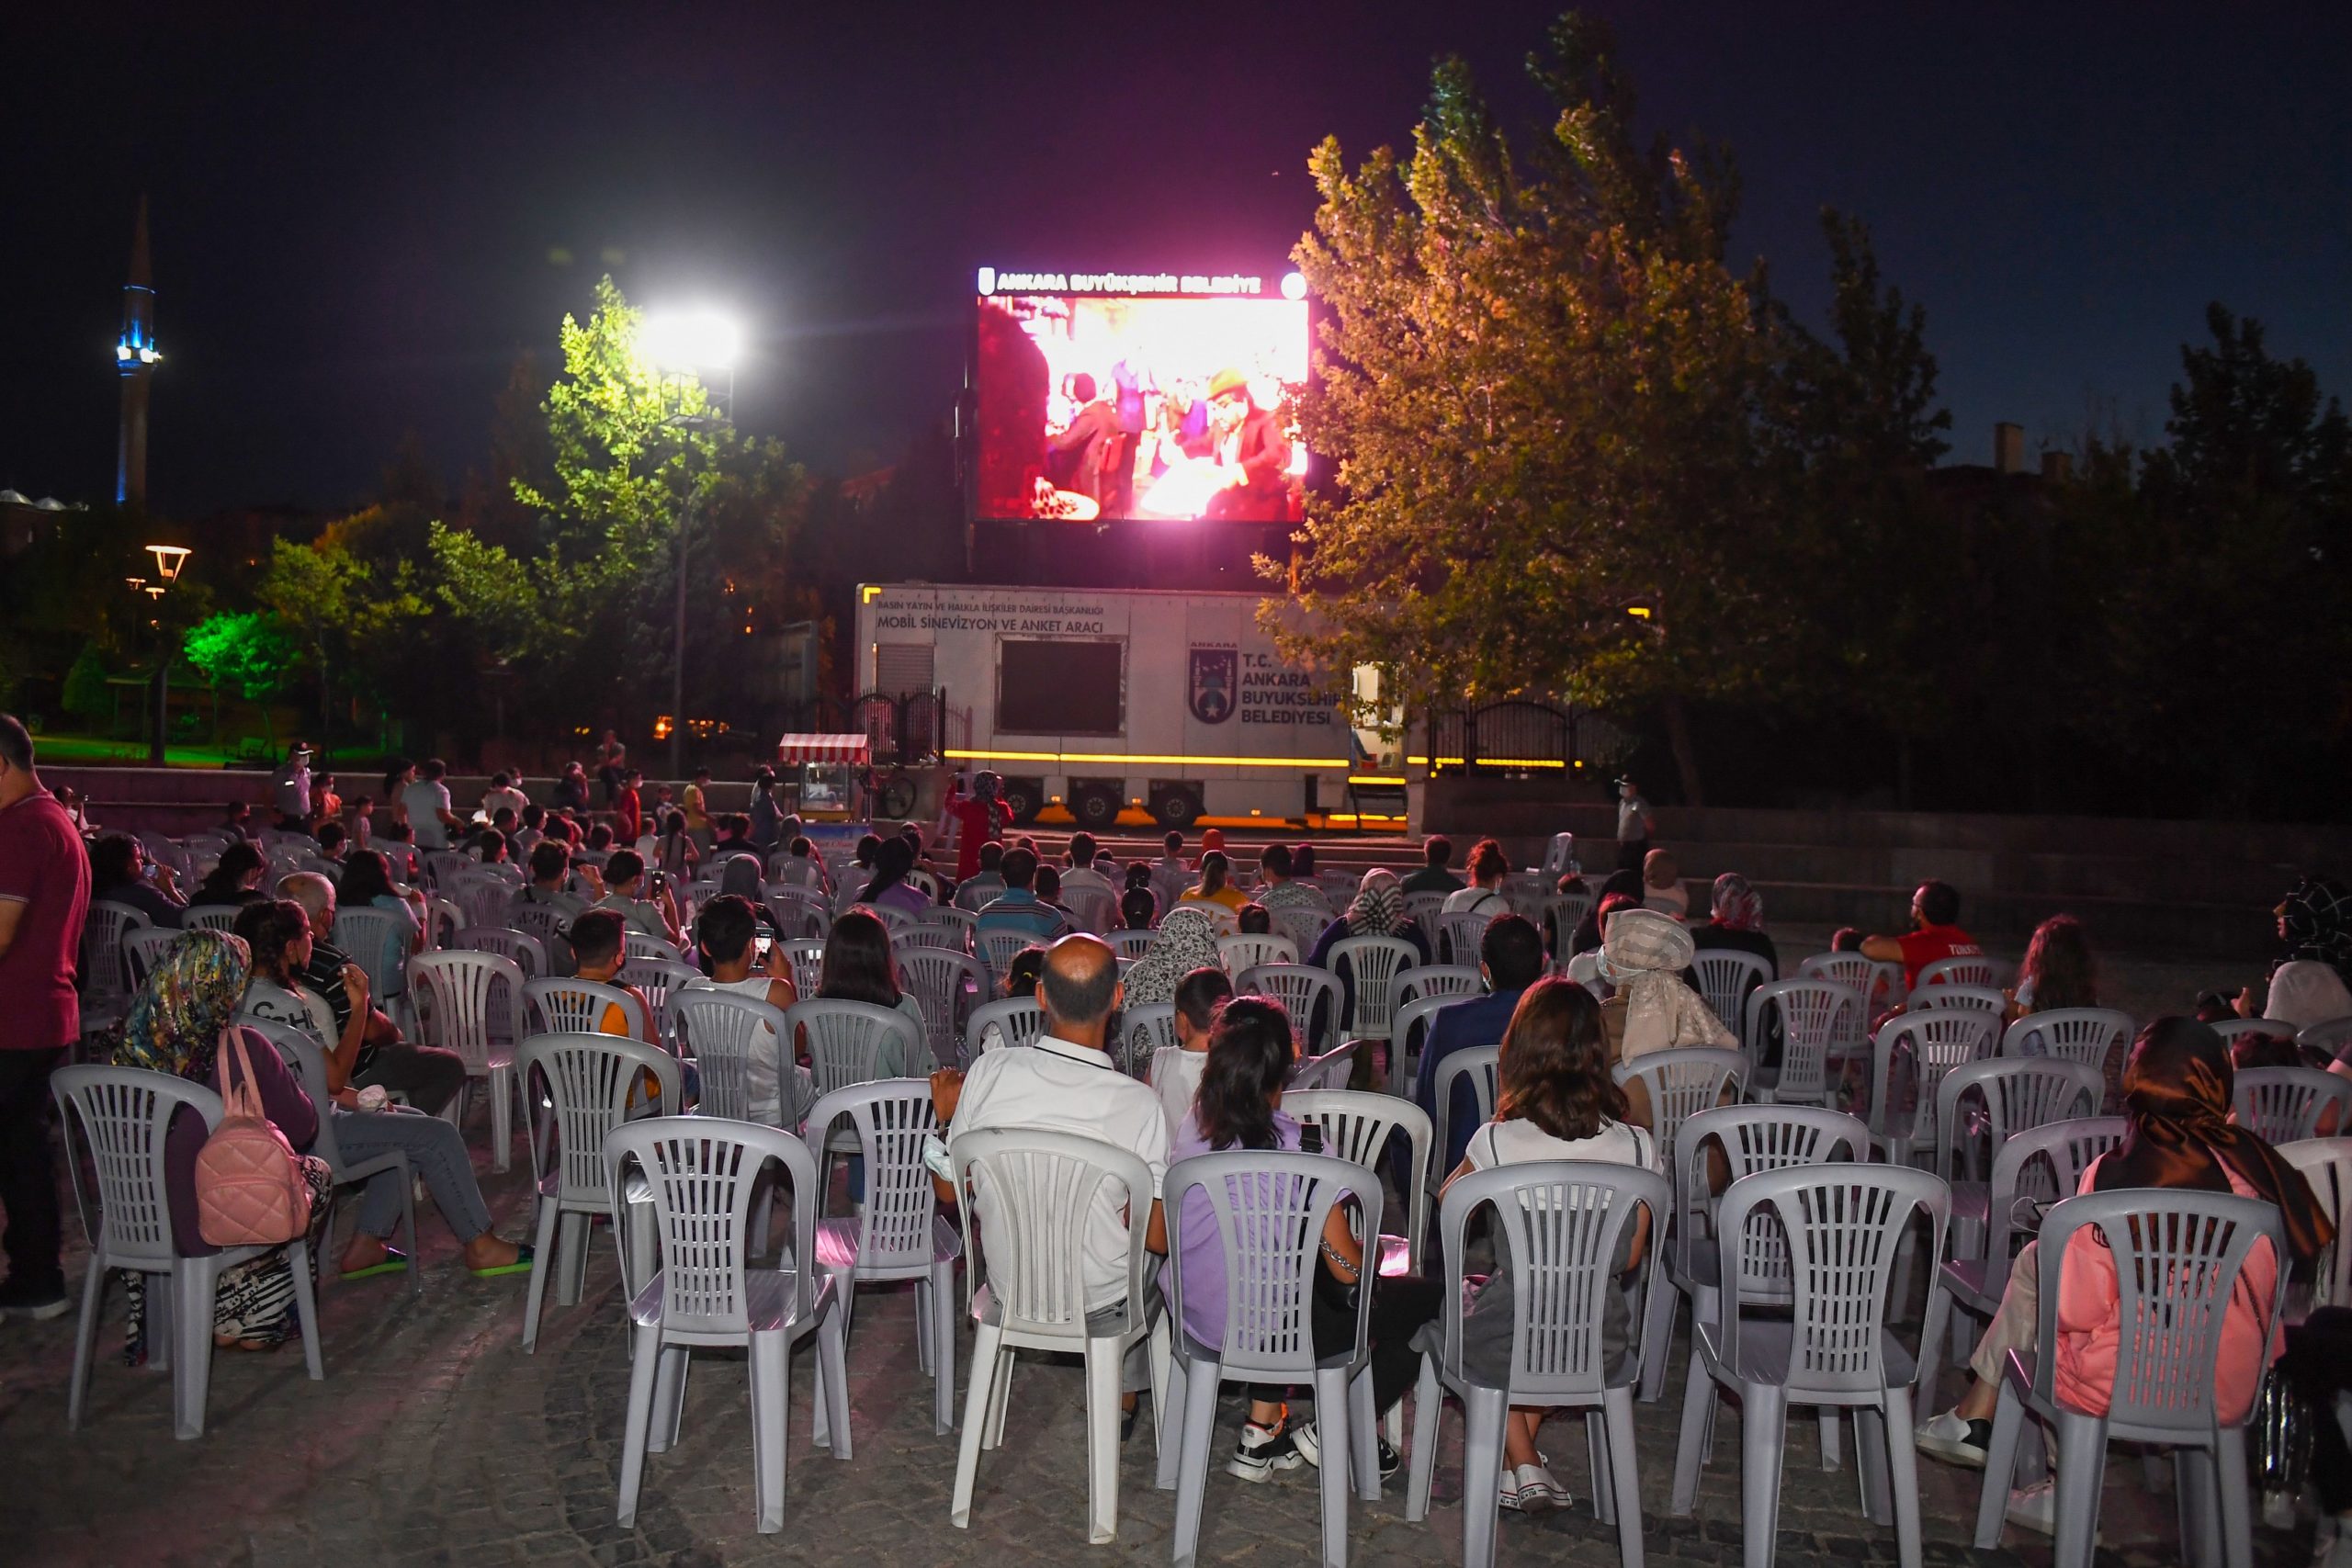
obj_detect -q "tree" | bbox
[61,642,113,724]
[1269,13,1780,804]
[183,612,298,752]
[253,532,428,746]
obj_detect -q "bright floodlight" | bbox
[638,309,743,372]
[1280,271,1307,301]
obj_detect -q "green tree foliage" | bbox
[254,532,426,744]
[430,276,806,730]
[183,611,299,754]
[1272,15,1786,801]
[60,642,113,722]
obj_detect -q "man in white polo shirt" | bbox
[932,932,1168,1430]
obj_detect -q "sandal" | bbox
[339,1248,410,1280]
[467,1243,536,1279]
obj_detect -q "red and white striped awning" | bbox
[776,733,870,764]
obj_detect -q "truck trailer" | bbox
[854,581,1384,830]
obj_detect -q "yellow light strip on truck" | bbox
[1347,775,1408,786]
[946,748,1352,770]
[1406,756,1567,769]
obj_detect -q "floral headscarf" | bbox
[1711,873,1766,932]
[1344,869,1409,938]
[1122,907,1224,1009]
[116,930,252,1082]
[2278,875,2352,982]
[1600,906,1734,1057]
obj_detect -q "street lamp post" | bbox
[141,544,192,765]
[636,310,742,779]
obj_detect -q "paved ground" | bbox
[1,1107,2328,1568]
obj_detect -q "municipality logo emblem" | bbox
[1189,649,1237,725]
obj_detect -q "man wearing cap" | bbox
[1614,775,1655,874]
[274,740,313,829]
[1204,368,1292,522]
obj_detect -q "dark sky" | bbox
[6,3,2348,516]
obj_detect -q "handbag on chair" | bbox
[195,1029,314,1247]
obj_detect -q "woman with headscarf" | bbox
[1916,1017,2332,1521]
[2242,875,2352,1031]
[1122,905,1225,1010]
[1690,872,1777,976]
[1597,906,1734,1064]
[111,930,333,1356]
[1306,868,1432,971]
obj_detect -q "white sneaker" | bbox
[1510,1461,1566,1514]
[1913,1410,1990,1469]
[2006,1480,2100,1543]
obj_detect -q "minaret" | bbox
[115,197,158,509]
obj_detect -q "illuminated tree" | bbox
[183,611,298,752]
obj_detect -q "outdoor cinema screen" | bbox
[972,274,1308,525]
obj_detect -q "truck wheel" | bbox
[1072,786,1122,830]
[1001,779,1042,825]
[1152,790,1201,831]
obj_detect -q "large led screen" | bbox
[974,288,1308,524]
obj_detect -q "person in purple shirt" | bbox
[111,930,332,1355]
[854,834,934,920]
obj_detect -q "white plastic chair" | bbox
[1270,903,1330,957]
[1612,1047,1748,1402]
[452,924,548,979]
[243,1015,422,1294]
[524,976,650,1043]
[1541,892,1593,960]
[776,935,827,998]
[605,1118,849,1533]
[2300,1017,2352,1055]
[516,1032,679,1350]
[508,901,574,970]
[964,995,1046,1066]
[121,925,188,992]
[1386,994,1458,1089]
[1285,1089,1431,1275]
[1866,1008,1999,1168]
[1741,978,1862,1105]
[1394,964,1483,1010]
[1107,929,1157,962]
[1798,952,1902,1036]
[786,998,920,1101]
[1428,1043,1501,1190]
[808,1080,963,1433]
[455,880,513,931]
[670,990,787,1122]
[1691,949,1773,1040]
[1327,934,1419,1043]
[52,1065,325,1438]
[2279,1137,2352,1315]
[1063,886,1118,935]
[974,928,1035,985]
[897,947,988,1070]
[763,888,831,941]
[1432,908,1494,967]
[1916,953,1997,990]
[80,899,150,1017]
[1408,1160,1669,1568]
[1217,932,1297,976]
[2211,1016,2301,1044]
[1237,963,1342,1055]
[1905,982,2007,1017]
[1159,1150,1383,1567]
[412,949,527,1172]
[949,1128,1170,1546]
[1403,889,1449,929]
[1999,1007,2132,1081]
[423,896,462,952]
[1930,1058,2101,1270]
[1290,1040,1361,1092]
[1972,1189,2288,1567]
[622,930,683,964]
[1120,1002,1180,1079]
[2232,1066,2352,1144]
[1670,1162,1951,1568]
[617,957,702,1039]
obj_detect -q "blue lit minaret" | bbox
[115,196,158,508]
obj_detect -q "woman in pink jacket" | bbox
[1915,1017,2333,1533]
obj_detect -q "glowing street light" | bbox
[637,309,743,374]
[146,543,191,581]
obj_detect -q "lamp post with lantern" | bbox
[140,543,192,765]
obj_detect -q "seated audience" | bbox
[776,833,831,892]
[1641,848,1688,919]
[1916,1017,2329,1531]
[337,846,426,948]
[1831,926,1866,953]
[1431,977,1659,1511]
[1180,851,1249,914]
[1122,906,1223,1010]
[481,772,529,823]
[1416,914,1546,1171]
[220,799,256,842]
[1442,838,1510,915]
[1236,902,1272,935]
[89,832,186,928]
[1059,830,1117,910]
[1600,907,1732,1066]
[278,873,466,1114]
[810,908,929,1077]
[190,841,269,908]
[678,894,806,1125]
[1306,869,1431,973]
[855,835,933,920]
[1148,964,1235,1132]
[1860,878,1982,988]
[594,849,682,945]
[513,839,595,919]
[1034,864,1071,919]
[566,910,659,1043]
[977,847,1071,944]
[314,820,349,862]
[1569,869,1645,957]
[952,840,1007,911]
[1253,841,1322,912]
[1400,835,1463,897]
[1690,872,1776,975]
[1120,886,1159,931]
[2250,876,2352,1031]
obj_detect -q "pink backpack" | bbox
[195,1029,312,1247]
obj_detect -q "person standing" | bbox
[401,759,462,852]
[271,740,313,829]
[944,771,1012,883]
[0,716,88,1317]
[1612,775,1655,875]
[614,770,645,845]
[682,767,714,852]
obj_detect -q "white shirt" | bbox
[1148,1047,1208,1139]
[1465,1116,1658,1180]
[1617,795,1651,841]
[402,779,456,850]
[481,785,530,822]
[1059,864,1116,904]
[954,1033,1170,1310]
[678,975,798,1125]
[1443,884,1509,914]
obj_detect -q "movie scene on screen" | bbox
[973,271,1309,525]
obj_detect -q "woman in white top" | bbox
[1430,977,1658,1514]
[234,897,370,1067]
[678,895,805,1124]
[1441,838,1512,915]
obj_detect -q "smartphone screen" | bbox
[754,933,775,960]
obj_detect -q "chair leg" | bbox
[1157,1353,1190,1492]
[1312,1366,1354,1568]
[1669,1352,1715,1514]
[287,1238,324,1381]
[521,1195,560,1351]
[985,1342,1015,1450]
[1973,1382,2027,1549]
[1589,1410,1614,1525]
[2177,1446,2222,1568]
[649,1345,689,1454]
[1458,1384,1509,1568]
[555,1210,590,1305]
[927,1264,957,1437]
[950,1320,1002,1529]
[1639,1265,1678,1402]
[1170,1354,1222,1568]
[912,1276,931,1373]
[148,1268,173,1374]
[1081,1337,1124,1545]
[67,1262,105,1430]
[2214,1429,2254,1568]
[1854,1405,1888,1526]
[489,1064,514,1173]
[616,1325,662,1527]
[1347,1365,1380,1503]
[172,1258,217,1441]
[816,1301,853,1459]
[747,1329,788,1533]
[1883,1389,1923,1568]
[1406,1356,1442,1523]
[1820,1408,1841,1471]
[1148,1313,1172,1460]
[1738,1383,1788,1568]
[1603,1388,1646,1568]
[2049,1411,2109,1568]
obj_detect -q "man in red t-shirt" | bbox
[1862,878,1983,990]
[614,770,644,844]
[945,772,1013,882]
[0,715,89,1317]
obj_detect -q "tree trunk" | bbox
[1662,693,1705,807]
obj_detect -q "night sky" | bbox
[5,3,2347,517]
